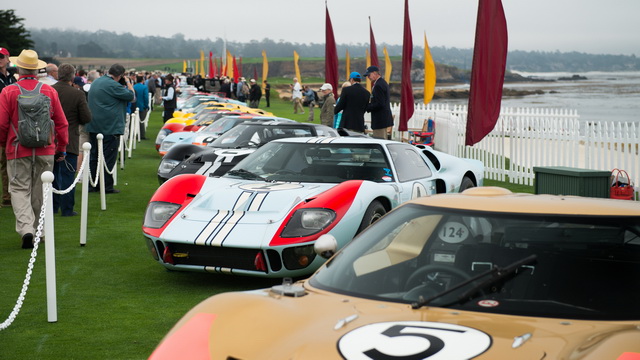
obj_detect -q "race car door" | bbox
[386,143,436,202]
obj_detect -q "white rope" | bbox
[51,150,90,195]
[0,185,49,331]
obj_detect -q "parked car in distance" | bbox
[158,121,335,183]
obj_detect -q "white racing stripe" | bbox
[209,211,245,246]
[194,210,231,245]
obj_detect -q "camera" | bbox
[119,76,127,86]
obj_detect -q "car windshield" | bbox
[200,117,240,134]
[225,142,392,183]
[210,125,314,149]
[310,204,640,320]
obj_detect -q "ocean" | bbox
[434,71,640,124]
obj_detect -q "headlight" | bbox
[159,141,176,152]
[144,201,181,228]
[155,129,171,144]
[280,208,336,238]
[158,159,180,174]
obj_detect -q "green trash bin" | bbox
[533,166,611,198]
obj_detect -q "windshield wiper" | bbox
[226,169,264,181]
[411,254,537,309]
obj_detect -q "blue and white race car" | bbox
[143,137,484,278]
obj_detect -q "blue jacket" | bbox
[87,75,134,135]
[133,82,149,111]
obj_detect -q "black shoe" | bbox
[2,199,11,206]
[105,189,120,194]
[21,233,34,249]
[62,211,78,217]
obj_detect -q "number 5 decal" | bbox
[338,321,491,360]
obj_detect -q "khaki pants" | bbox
[372,128,388,139]
[293,98,304,114]
[7,155,54,236]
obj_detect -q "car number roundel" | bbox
[338,321,491,360]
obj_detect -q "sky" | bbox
[10,0,640,56]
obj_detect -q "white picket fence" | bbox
[383,103,640,191]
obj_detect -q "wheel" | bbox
[404,264,471,291]
[356,200,386,234]
[459,176,475,192]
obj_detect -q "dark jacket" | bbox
[52,82,92,155]
[86,75,134,135]
[333,82,370,132]
[366,77,394,130]
[249,84,261,101]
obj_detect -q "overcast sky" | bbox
[11,0,640,56]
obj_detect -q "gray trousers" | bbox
[7,155,54,237]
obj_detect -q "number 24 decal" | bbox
[338,321,491,360]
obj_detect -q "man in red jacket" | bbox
[0,49,69,248]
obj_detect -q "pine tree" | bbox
[0,10,34,53]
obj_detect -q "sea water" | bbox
[434,71,640,124]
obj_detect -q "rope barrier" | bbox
[0,123,147,329]
[0,175,52,330]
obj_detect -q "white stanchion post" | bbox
[97,134,106,211]
[119,132,125,170]
[80,142,91,246]
[128,112,135,157]
[41,171,57,323]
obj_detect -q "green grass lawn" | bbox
[0,99,532,359]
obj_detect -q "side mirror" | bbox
[314,234,338,259]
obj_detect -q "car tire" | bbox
[356,200,386,234]
[459,176,475,192]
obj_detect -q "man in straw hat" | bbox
[0,49,69,249]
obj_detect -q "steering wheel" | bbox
[404,264,472,291]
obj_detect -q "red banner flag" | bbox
[399,0,414,132]
[208,51,214,78]
[369,17,379,67]
[232,57,239,81]
[238,57,243,78]
[325,2,339,98]
[465,0,508,146]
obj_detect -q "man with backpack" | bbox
[0,49,69,249]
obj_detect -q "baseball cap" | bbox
[363,66,380,76]
[319,83,333,91]
[349,72,361,80]
[0,48,9,57]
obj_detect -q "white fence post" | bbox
[41,171,57,323]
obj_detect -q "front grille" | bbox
[166,242,266,272]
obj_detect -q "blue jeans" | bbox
[53,153,78,216]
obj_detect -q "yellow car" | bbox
[150,187,640,359]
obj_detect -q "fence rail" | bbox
[383,103,640,191]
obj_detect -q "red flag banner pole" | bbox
[325,1,339,98]
[465,0,508,146]
[369,17,379,68]
[399,0,414,132]
[208,51,214,78]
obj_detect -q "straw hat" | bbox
[9,49,47,70]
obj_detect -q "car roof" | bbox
[272,136,401,144]
[408,186,640,216]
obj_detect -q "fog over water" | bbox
[433,71,640,124]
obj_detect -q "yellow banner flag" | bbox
[345,49,350,81]
[365,49,371,91]
[293,50,302,85]
[262,50,269,92]
[226,50,234,79]
[200,50,205,77]
[423,32,436,105]
[183,60,187,73]
[383,46,392,82]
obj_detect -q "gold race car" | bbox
[149,187,640,359]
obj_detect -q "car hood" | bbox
[160,178,337,244]
[152,284,640,360]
